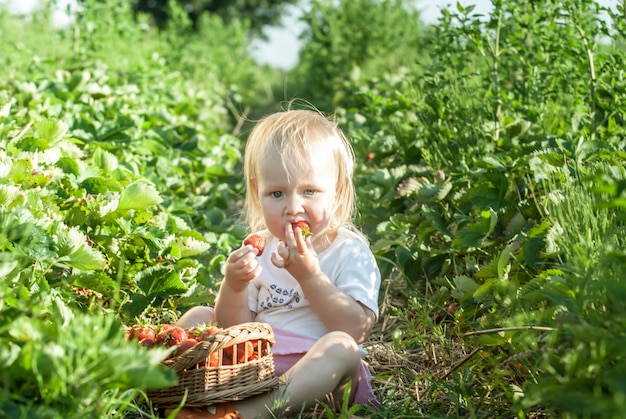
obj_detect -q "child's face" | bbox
[255,147,338,245]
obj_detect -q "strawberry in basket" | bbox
[155,325,188,347]
[126,324,157,348]
[127,322,273,372]
[224,341,255,364]
[126,323,216,357]
[146,322,278,408]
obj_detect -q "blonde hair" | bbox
[243,109,357,235]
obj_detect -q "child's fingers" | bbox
[292,226,306,250]
[284,222,296,243]
[270,251,286,268]
[276,241,289,258]
[286,222,310,253]
[226,247,260,279]
[228,245,255,261]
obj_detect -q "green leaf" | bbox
[52,295,74,328]
[435,181,453,201]
[122,293,152,318]
[456,210,497,248]
[456,224,486,248]
[0,153,11,178]
[469,172,510,211]
[56,227,85,257]
[476,332,511,346]
[92,148,118,172]
[117,181,163,211]
[57,156,80,176]
[528,155,559,182]
[81,177,110,194]
[36,119,69,145]
[481,156,505,170]
[8,316,46,342]
[136,265,187,296]
[55,228,106,271]
[0,257,19,278]
[0,185,21,207]
[169,236,211,258]
[65,245,107,271]
[0,342,20,369]
[497,245,514,280]
[504,212,526,236]
[115,364,176,390]
[72,272,118,295]
[473,278,497,302]
[451,275,479,299]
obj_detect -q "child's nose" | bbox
[285,194,303,214]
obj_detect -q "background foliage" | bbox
[1,0,625,417]
[130,0,298,35]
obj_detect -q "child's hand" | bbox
[223,245,262,292]
[271,222,321,281]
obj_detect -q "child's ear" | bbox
[250,179,259,199]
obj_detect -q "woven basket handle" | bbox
[163,322,275,372]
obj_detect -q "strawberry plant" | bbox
[294,0,427,111]
[0,288,175,416]
[0,5,255,410]
[328,0,626,416]
[2,0,626,416]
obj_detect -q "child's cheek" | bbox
[265,218,286,241]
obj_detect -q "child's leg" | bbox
[168,330,362,419]
[177,306,216,329]
[167,322,362,418]
[236,330,362,418]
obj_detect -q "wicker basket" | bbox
[148,322,280,408]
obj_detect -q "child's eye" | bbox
[304,189,316,196]
[270,191,282,198]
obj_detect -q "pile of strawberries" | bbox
[126,323,266,367]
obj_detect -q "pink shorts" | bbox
[271,328,379,407]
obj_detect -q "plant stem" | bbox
[462,326,556,337]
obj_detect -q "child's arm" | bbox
[214,246,259,327]
[271,223,376,343]
[297,273,376,343]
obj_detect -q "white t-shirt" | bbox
[248,227,381,341]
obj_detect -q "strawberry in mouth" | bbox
[291,221,312,237]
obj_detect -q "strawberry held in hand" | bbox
[291,221,312,237]
[244,233,266,256]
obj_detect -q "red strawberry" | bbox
[138,326,155,341]
[139,338,155,349]
[154,324,170,344]
[198,325,220,341]
[224,341,255,364]
[186,326,202,342]
[291,221,312,237]
[126,325,142,341]
[127,325,156,342]
[208,351,220,367]
[244,234,266,256]
[222,352,233,365]
[177,338,198,356]
[156,325,187,347]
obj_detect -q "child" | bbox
[172,109,381,419]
